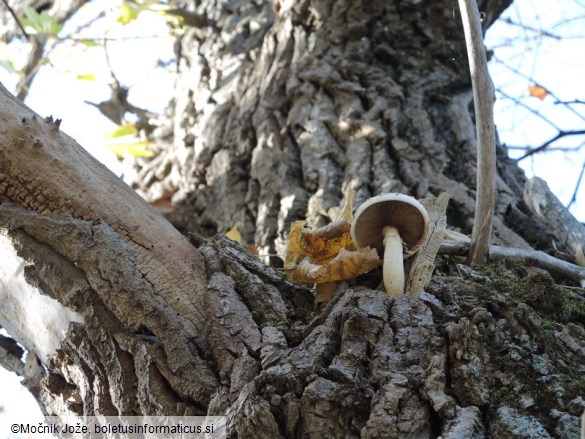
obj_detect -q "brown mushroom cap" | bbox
[351,193,429,257]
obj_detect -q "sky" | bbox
[0,0,584,422]
[484,0,585,220]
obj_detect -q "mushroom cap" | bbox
[351,193,429,257]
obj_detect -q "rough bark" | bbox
[1,1,584,438]
[132,0,534,262]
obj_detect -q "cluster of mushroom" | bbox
[350,193,429,297]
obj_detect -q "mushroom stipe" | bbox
[351,193,430,297]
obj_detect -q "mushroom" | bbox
[350,193,430,297]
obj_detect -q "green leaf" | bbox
[117,2,140,25]
[21,6,62,35]
[79,39,100,47]
[108,141,154,158]
[0,59,18,74]
[116,0,164,25]
[105,124,138,139]
[76,73,97,81]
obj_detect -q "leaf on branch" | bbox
[284,188,382,286]
[76,74,97,81]
[527,85,548,100]
[106,124,138,138]
[117,3,141,25]
[106,125,150,157]
[108,141,153,158]
[117,0,160,25]
[0,58,18,75]
[79,39,100,47]
[21,7,63,36]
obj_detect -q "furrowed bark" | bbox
[2,2,584,437]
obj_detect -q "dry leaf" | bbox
[284,187,382,285]
[527,85,548,100]
[300,222,355,265]
[225,224,242,243]
[287,247,381,284]
[246,244,260,256]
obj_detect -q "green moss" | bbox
[560,371,585,396]
[539,319,556,341]
[477,268,583,325]
[558,290,585,325]
[234,272,252,292]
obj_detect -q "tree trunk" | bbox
[133,0,532,258]
[1,0,584,438]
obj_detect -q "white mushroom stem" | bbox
[382,226,405,297]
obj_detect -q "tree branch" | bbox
[499,17,562,40]
[496,88,561,131]
[440,241,585,284]
[458,0,497,265]
[493,57,585,124]
[0,84,216,402]
[517,130,585,160]
[0,0,30,39]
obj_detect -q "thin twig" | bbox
[499,17,562,39]
[554,99,585,106]
[506,143,585,153]
[497,89,560,131]
[458,0,497,265]
[493,57,585,124]
[567,161,585,209]
[0,0,30,39]
[518,130,585,160]
[15,9,106,100]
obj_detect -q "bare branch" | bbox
[15,36,45,101]
[518,130,585,160]
[496,89,561,131]
[506,144,585,152]
[0,0,30,39]
[459,0,497,265]
[554,99,585,105]
[499,17,562,39]
[440,241,585,284]
[493,57,585,124]
[568,161,585,209]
